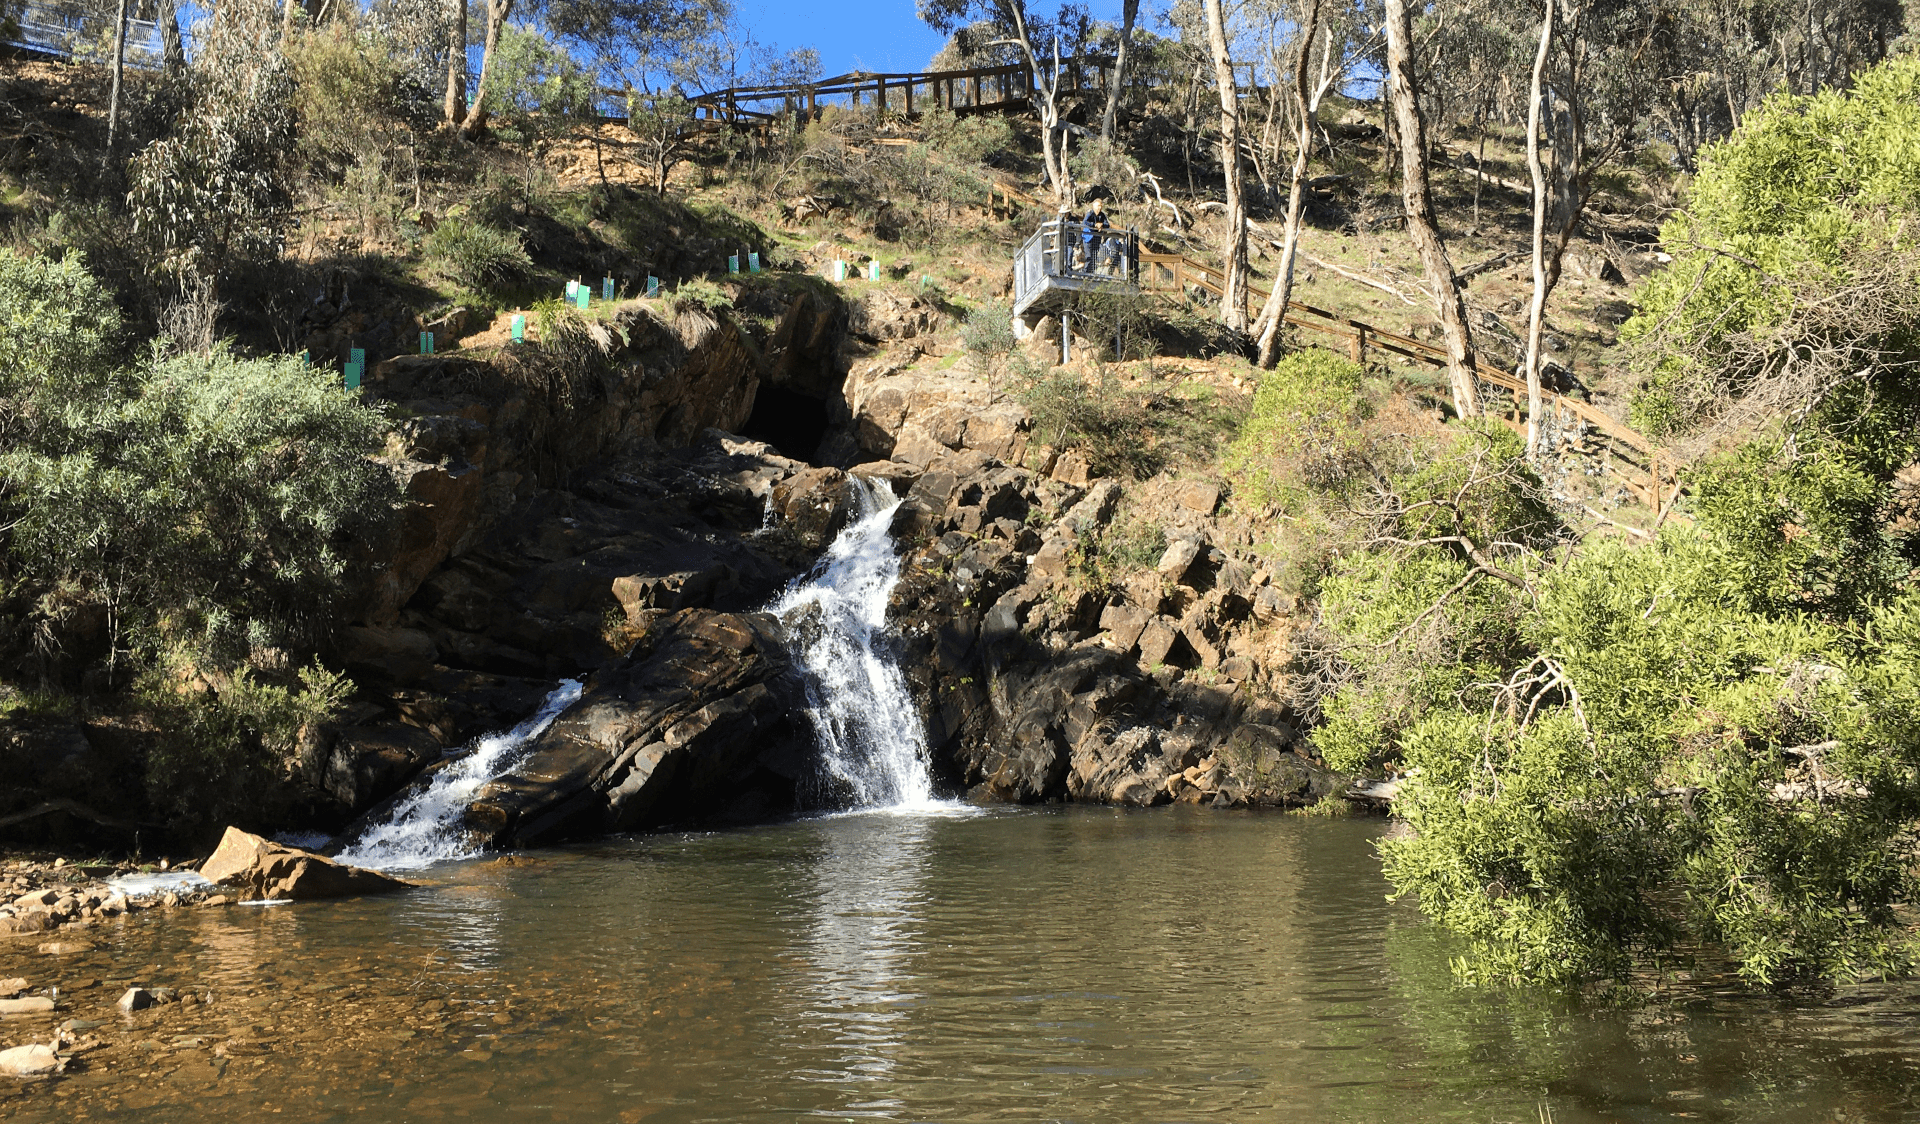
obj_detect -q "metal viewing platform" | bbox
[1011,219,1141,320]
[5,0,163,66]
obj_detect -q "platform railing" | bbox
[1013,220,1141,311]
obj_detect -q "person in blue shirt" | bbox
[1078,203,1110,272]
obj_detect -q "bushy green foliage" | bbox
[1313,426,1558,775]
[1226,348,1374,513]
[1320,61,1920,987]
[138,657,354,834]
[0,248,395,719]
[1382,526,1920,987]
[424,218,533,296]
[1322,406,1920,987]
[1625,55,1920,437]
[488,24,600,148]
[126,13,296,282]
[287,24,417,172]
[0,250,126,416]
[661,277,733,318]
[920,107,1014,165]
[960,301,1016,374]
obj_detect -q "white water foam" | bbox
[335,679,583,871]
[770,477,954,813]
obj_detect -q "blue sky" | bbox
[735,0,1142,77]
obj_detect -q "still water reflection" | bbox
[5,807,1920,1122]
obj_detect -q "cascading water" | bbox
[771,477,942,811]
[335,679,583,871]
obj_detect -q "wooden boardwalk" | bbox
[605,56,1117,130]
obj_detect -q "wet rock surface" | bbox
[449,609,806,847]
[0,857,219,939]
[305,430,823,826]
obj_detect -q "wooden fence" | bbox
[1133,249,1681,511]
[604,56,1119,130]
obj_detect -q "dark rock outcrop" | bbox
[878,445,1345,810]
[459,609,806,847]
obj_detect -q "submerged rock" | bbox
[0,1043,60,1077]
[0,998,52,1015]
[199,828,412,902]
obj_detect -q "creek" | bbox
[8,810,1920,1121]
[8,483,1920,1121]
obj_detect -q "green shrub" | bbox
[661,277,733,319]
[1226,347,1373,513]
[138,657,354,835]
[1624,55,1920,438]
[424,219,533,296]
[961,301,1016,355]
[0,250,397,827]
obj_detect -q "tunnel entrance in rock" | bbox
[742,384,830,464]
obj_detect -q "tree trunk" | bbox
[1101,0,1140,142]
[1522,0,1556,457]
[1383,0,1478,416]
[1253,0,1324,367]
[159,0,184,73]
[104,0,130,164]
[444,0,467,129]
[459,0,513,136]
[1204,0,1247,330]
[997,9,1074,207]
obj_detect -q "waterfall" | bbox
[771,477,941,811]
[335,679,583,871]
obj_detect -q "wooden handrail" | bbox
[1137,246,1680,509]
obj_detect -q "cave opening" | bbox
[742,384,831,464]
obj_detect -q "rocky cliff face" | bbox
[327,304,1344,838]
[303,284,848,828]
[0,272,1345,851]
[456,609,806,846]
[876,449,1342,811]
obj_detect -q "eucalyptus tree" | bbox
[1382,0,1476,416]
[545,0,733,94]
[1202,0,1248,328]
[1249,0,1375,365]
[1516,0,1654,456]
[1099,0,1141,140]
[918,0,1080,205]
[459,0,518,135]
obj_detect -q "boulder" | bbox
[458,610,804,846]
[0,998,52,1015]
[199,827,412,902]
[848,290,943,341]
[342,626,439,686]
[1156,540,1201,581]
[1167,479,1222,516]
[116,987,157,1013]
[0,1044,60,1077]
[611,567,737,617]
[319,723,445,811]
[1218,724,1346,806]
[1062,481,1122,533]
[770,467,854,549]
[1051,450,1091,486]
